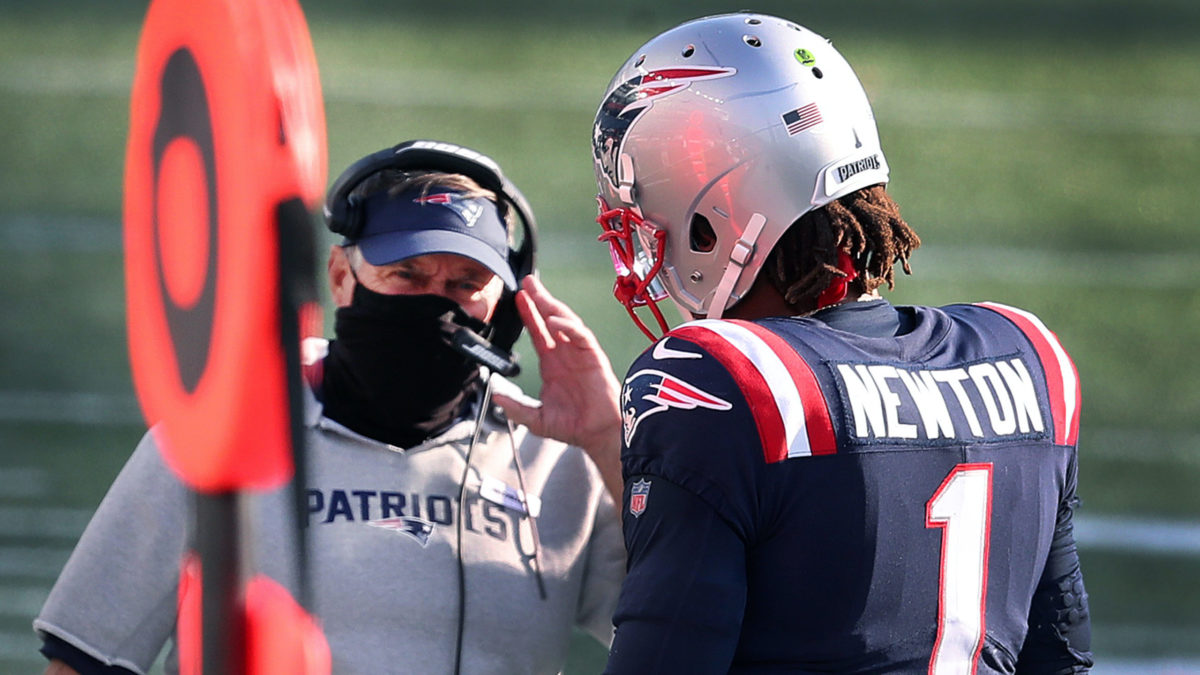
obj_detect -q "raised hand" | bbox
[492,275,624,504]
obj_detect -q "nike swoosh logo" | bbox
[652,339,701,360]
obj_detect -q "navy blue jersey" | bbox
[606,300,1092,674]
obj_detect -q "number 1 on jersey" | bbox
[926,463,993,675]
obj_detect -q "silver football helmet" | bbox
[593,12,889,339]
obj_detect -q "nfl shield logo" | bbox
[629,479,652,517]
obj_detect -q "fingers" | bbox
[522,276,582,324]
[492,392,542,432]
[544,314,604,353]
[518,275,595,354]
[523,276,604,349]
[515,283,555,353]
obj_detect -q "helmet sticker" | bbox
[825,151,885,196]
[593,67,736,192]
[782,102,824,135]
[794,48,816,66]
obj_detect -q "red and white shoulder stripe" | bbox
[668,319,837,463]
[975,303,1081,446]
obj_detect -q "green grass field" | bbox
[1,1,1198,672]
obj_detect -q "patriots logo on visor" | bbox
[367,516,435,547]
[414,193,485,227]
[622,367,733,445]
[592,67,736,192]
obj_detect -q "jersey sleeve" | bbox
[1016,450,1094,673]
[34,429,188,674]
[605,475,747,674]
[606,331,779,672]
[617,329,788,535]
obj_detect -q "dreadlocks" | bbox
[763,185,920,310]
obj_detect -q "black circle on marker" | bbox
[151,48,218,394]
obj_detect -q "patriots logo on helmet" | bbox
[367,516,436,547]
[622,367,733,445]
[592,67,736,192]
[414,192,485,227]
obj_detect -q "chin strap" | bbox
[815,250,860,309]
[707,213,767,320]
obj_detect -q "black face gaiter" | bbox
[321,284,485,448]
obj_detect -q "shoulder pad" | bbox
[973,303,1080,446]
[664,319,837,462]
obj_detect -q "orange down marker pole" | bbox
[123,0,329,672]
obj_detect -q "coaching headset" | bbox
[323,139,538,375]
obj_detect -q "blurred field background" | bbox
[1,0,1198,672]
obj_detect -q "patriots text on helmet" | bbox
[835,154,882,185]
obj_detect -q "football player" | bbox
[593,13,1093,674]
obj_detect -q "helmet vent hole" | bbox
[689,214,717,253]
[745,17,762,25]
[812,67,824,79]
[743,35,762,48]
[682,44,695,58]
[635,54,646,67]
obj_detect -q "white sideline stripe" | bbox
[1092,659,1200,675]
[3,57,1200,135]
[1074,515,1200,557]
[1099,623,1200,647]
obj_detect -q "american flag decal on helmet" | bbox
[782,102,823,135]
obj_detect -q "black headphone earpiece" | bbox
[324,140,538,355]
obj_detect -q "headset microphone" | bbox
[439,313,520,378]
